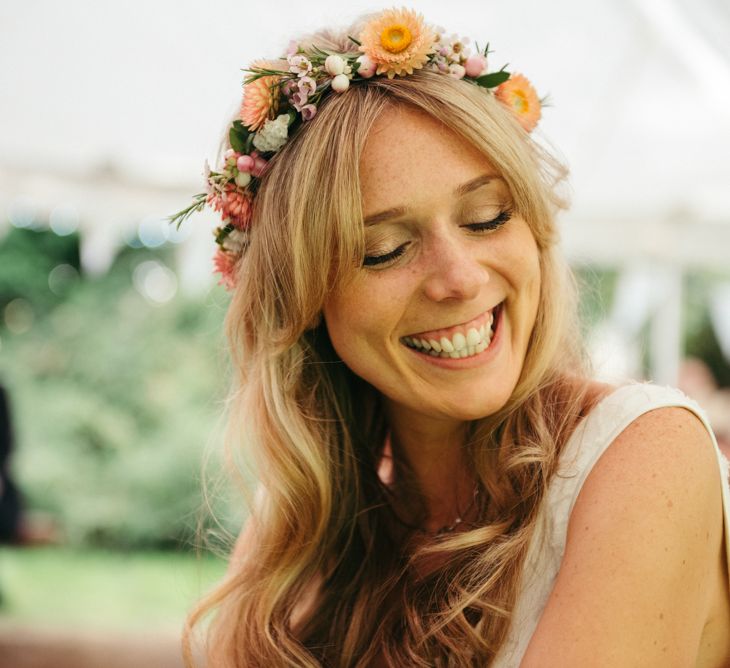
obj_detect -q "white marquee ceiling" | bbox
[1,0,729,273]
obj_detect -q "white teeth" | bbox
[466,328,480,346]
[404,305,500,359]
[452,332,466,351]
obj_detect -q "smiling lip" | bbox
[402,304,500,342]
[402,302,504,369]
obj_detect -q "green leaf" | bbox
[474,70,510,89]
[229,125,247,153]
[245,133,255,154]
[348,34,362,46]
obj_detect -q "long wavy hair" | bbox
[184,19,595,668]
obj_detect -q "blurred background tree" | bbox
[0,224,244,551]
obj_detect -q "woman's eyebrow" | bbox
[363,173,500,226]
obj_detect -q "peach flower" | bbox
[494,73,542,132]
[358,7,436,79]
[240,59,280,131]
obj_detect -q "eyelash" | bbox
[362,209,513,267]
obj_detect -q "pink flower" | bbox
[298,76,317,96]
[281,79,298,97]
[291,90,308,111]
[207,184,253,230]
[288,54,312,77]
[213,248,238,291]
[300,104,317,121]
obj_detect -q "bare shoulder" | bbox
[521,399,725,666]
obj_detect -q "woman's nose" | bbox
[421,235,489,302]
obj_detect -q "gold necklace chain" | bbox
[385,484,481,536]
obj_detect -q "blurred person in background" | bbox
[0,381,58,549]
[0,381,22,545]
[175,8,730,666]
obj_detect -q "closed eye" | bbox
[362,243,410,267]
[462,209,512,233]
[362,209,512,268]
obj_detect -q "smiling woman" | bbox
[178,7,730,668]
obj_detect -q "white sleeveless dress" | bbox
[492,381,730,667]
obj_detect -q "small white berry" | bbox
[331,73,350,92]
[324,54,346,76]
[235,171,251,188]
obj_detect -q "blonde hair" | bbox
[184,20,594,667]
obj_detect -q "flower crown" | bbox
[169,7,543,291]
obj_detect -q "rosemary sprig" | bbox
[168,192,207,230]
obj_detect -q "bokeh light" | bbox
[137,215,169,248]
[48,263,80,296]
[132,260,178,304]
[4,297,35,333]
[49,204,80,236]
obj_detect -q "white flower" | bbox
[252,114,290,152]
[222,228,248,253]
[203,160,212,193]
[331,73,350,92]
[448,63,466,79]
[324,54,346,76]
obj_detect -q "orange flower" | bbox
[213,248,239,291]
[358,7,436,79]
[207,184,253,230]
[240,59,280,131]
[494,73,542,132]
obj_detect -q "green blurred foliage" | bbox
[0,225,244,550]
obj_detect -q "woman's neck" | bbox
[383,403,477,533]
